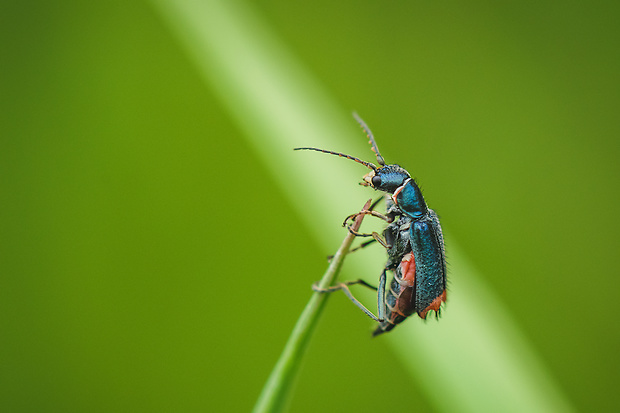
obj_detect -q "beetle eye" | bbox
[372,175,382,187]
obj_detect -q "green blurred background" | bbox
[2,1,619,412]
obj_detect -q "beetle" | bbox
[372,198,440,335]
[295,114,447,335]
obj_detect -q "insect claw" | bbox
[312,282,328,293]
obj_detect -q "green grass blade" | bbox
[252,200,372,413]
[150,1,574,412]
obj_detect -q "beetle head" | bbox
[362,164,411,194]
[294,113,408,194]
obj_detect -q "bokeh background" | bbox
[2,1,619,412]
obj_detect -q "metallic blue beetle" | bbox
[295,114,447,334]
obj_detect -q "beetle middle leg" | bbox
[327,239,378,262]
[346,239,377,254]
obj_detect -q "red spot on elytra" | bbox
[418,289,447,319]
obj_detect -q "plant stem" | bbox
[252,199,373,413]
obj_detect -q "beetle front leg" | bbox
[345,227,389,249]
[343,210,393,227]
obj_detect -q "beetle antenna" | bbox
[352,112,385,166]
[293,147,377,171]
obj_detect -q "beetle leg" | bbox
[377,270,387,322]
[372,232,389,249]
[343,210,393,227]
[313,280,384,322]
[341,196,389,227]
[347,238,377,254]
[327,239,377,262]
[341,195,390,247]
[345,228,389,249]
[313,279,377,292]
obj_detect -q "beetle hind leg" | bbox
[312,275,386,323]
